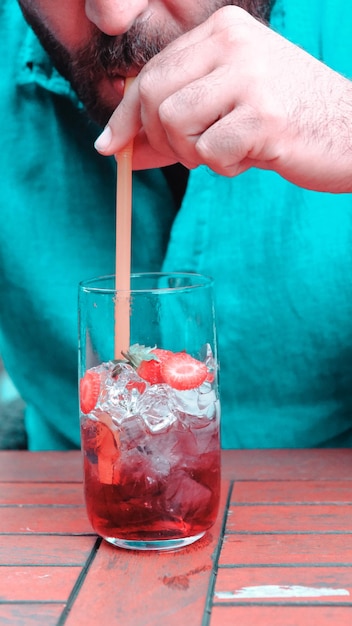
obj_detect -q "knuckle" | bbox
[211,5,251,29]
[212,5,240,23]
[158,97,176,127]
[195,125,241,167]
[138,68,155,104]
[210,6,259,52]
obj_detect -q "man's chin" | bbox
[73,79,122,129]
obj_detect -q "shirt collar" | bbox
[17,27,83,108]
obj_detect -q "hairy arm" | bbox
[95,6,352,193]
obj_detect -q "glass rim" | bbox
[79,272,213,295]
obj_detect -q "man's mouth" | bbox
[108,74,126,98]
[107,71,138,98]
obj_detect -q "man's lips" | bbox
[109,75,126,99]
[108,71,138,98]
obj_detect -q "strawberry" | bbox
[160,352,208,390]
[121,344,174,384]
[79,371,101,414]
[137,347,174,384]
[94,421,120,485]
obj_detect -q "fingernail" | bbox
[94,125,112,152]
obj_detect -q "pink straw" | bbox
[114,78,134,359]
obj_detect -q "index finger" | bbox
[94,76,141,154]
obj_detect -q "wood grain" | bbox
[210,606,352,626]
[232,480,352,504]
[226,504,352,533]
[0,506,92,534]
[219,533,352,566]
[0,535,97,565]
[0,482,84,505]
[214,566,352,604]
[0,604,65,626]
[0,566,82,601]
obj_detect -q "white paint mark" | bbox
[215,585,350,599]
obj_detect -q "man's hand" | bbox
[95,6,352,193]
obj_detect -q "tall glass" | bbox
[78,273,221,551]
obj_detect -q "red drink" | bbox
[79,347,221,550]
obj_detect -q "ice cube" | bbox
[118,446,161,497]
[191,417,220,457]
[171,387,217,420]
[116,413,172,481]
[201,343,217,375]
[136,384,177,433]
[164,469,212,518]
[118,431,172,497]
[97,362,146,422]
[118,414,148,450]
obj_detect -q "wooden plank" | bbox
[209,606,352,626]
[232,481,352,504]
[0,566,82,601]
[64,481,231,626]
[222,450,352,481]
[0,506,93,535]
[219,533,352,566]
[2,449,351,482]
[214,566,352,604]
[0,483,84,505]
[0,604,65,626]
[1,449,351,482]
[0,535,97,565]
[226,504,352,533]
[0,451,82,482]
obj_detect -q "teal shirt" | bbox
[1,0,352,449]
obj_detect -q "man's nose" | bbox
[85,0,150,35]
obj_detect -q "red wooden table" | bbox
[1,449,352,625]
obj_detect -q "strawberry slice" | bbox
[137,348,173,384]
[79,371,101,414]
[95,421,120,485]
[160,352,208,390]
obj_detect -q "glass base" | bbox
[103,531,205,551]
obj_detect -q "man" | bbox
[1,0,352,450]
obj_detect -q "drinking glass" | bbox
[78,272,221,551]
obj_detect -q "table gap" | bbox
[56,537,102,626]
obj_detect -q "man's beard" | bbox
[18,0,273,128]
[69,27,178,127]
